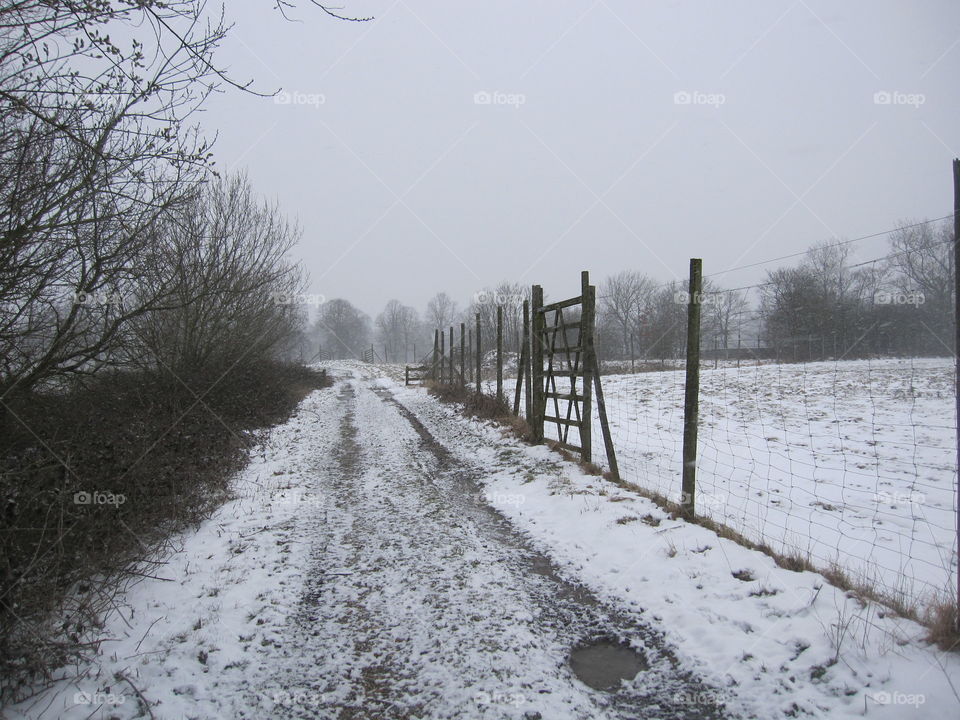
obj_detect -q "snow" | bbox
[8,383,349,719]
[7,361,958,719]
[394,368,960,719]
[497,357,958,607]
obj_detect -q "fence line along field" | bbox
[587,356,957,611]
[459,265,958,626]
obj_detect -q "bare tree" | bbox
[467,283,529,354]
[130,173,305,373]
[0,2,232,393]
[316,299,371,359]
[0,1,363,393]
[702,284,749,354]
[761,241,866,359]
[599,271,657,363]
[886,220,954,352]
[377,300,421,363]
[645,282,687,361]
[398,305,420,362]
[425,292,458,332]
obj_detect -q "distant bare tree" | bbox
[316,299,371,359]
[645,282,687,361]
[886,220,954,352]
[398,305,420,362]
[426,292,458,332]
[467,283,529,354]
[599,271,657,362]
[761,240,865,359]
[130,174,305,373]
[702,284,749,353]
[376,300,420,363]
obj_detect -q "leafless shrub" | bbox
[0,2,233,397]
[129,172,306,374]
[0,363,328,700]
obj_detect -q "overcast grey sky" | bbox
[202,1,959,318]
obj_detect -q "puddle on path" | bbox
[569,639,648,691]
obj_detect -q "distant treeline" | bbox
[316,218,954,366]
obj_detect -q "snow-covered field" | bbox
[7,362,958,719]
[522,357,958,608]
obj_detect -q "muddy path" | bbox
[263,373,730,719]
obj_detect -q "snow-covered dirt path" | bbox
[8,363,958,719]
[256,368,725,719]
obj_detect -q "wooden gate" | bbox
[531,271,618,475]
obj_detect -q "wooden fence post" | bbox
[514,300,529,416]
[432,329,439,380]
[681,258,703,518]
[449,326,454,386]
[580,271,594,465]
[475,313,482,395]
[591,353,619,480]
[439,329,445,384]
[531,285,544,442]
[524,300,533,420]
[952,157,960,631]
[460,322,466,385]
[496,306,503,403]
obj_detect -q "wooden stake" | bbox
[460,322,466,385]
[681,259,703,518]
[496,306,504,403]
[475,313,482,395]
[531,286,545,442]
[580,271,594,465]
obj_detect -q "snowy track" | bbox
[257,369,725,719]
[10,363,958,720]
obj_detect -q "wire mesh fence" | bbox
[460,338,957,615]
[427,219,960,621]
[596,356,957,611]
